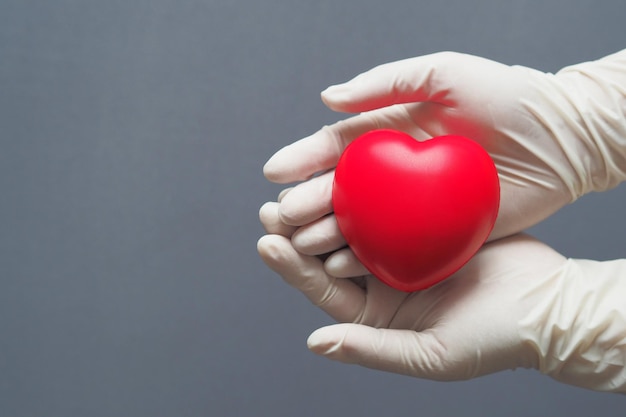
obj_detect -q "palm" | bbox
[258,232,564,380]
[324,234,547,330]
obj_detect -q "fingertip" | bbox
[262,156,285,183]
[277,187,293,202]
[276,197,299,226]
[321,84,352,112]
[306,328,326,353]
[307,325,348,356]
[259,201,298,237]
[263,145,305,184]
[307,323,373,364]
[324,248,370,278]
[258,201,274,221]
[256,234,296,269]
[256,234,279,259]
[276,171,335,227]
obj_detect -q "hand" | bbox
[263,51,626,277]
[257,227,626,392]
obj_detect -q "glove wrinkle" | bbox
[520,259,626,392]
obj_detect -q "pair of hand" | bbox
[258,50,626,392]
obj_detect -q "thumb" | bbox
[321,52,464,113]
[307,323,455,380]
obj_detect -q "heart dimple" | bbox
[332,129,500,292]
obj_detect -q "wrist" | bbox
[519,258,626,392]
[555,51,626,194]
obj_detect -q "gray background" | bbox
[1,1,625,416]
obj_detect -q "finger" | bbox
[263,108,412,184]
[278,170,334,226]
[291,214,347,256]
[321,51,473,113]
[259,202,298,238]
[257,234,365,322]
[307,323,455,381]
[277,187,293,202]
[263,117,367,184]
[324,248,370,278]
[275,109,428,226]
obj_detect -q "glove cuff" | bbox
[519,258,626,392]
[555,50,626,194]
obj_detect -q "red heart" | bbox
[332,129,500,292]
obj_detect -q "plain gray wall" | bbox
[1,1,625,416]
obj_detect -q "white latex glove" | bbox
[257,227,626,392]
[263,50,626,278]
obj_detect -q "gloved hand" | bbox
[263,50,626,278]
[257,224,626,392]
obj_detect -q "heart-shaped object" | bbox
[332,129,500,292]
